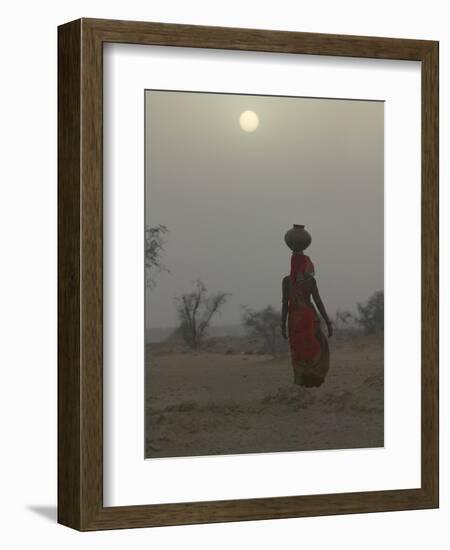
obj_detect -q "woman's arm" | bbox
[281,276,289,339]
[311,279,333,337]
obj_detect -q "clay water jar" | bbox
[284,224,312,252]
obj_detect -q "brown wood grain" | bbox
[58,18,439,531]
[57,19,82,530]
[420,41,439,504]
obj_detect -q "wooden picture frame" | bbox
[58,18,439,531]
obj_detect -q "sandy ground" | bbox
[145,335,384,458]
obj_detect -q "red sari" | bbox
[287,254,330,387]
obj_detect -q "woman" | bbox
[281,252,333,387]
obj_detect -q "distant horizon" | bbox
[145,292,382,343]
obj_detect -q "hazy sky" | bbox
[145,91,384,329]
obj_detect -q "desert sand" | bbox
[145,334,384,458]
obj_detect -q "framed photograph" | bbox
[58,18,438,530]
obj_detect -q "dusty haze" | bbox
[145,90,384,331]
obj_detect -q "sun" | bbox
[239,110,259,133]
